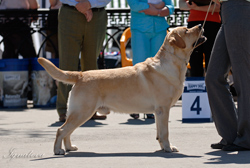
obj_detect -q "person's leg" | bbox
[206,0,250,149]
[2,20,20,59]
[81,9,107,120]
[189,48,204,77]
[142,30,167,119]
[225,0,250,150]
[131,29,151,65]
[2,34,17,59]
[203,21,221,72]
[57,6,84,121]
[17,23,37,58]
[205,25,237,146]
[188,21,204,77]
[151,30,166,57]
[80,9,107,71]
[130,30,151,119]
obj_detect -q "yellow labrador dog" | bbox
[38,25,206,155]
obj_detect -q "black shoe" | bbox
[146,114,154,119]
[91,113,107,120]
[59,114,66,122]
[222,144,248,151]
[130,114,139,119]
[211,142,225,149]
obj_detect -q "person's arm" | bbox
[84,9,93,22]
[139,4,170,16]
[75,0,111,13]
[28,0,39,9]
[187,1,221,12]
[212,0,221,5]
[139,4,159,16]
[88,0,111,8]
[75,0,111,22]
[49,0,58,7]
[179,0,190,10]
[75,0,91,13]
[139,0,174,17]
[4,0,28,9]
[127,0,149,12]
[150,1,165,9]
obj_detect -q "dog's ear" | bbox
[169,32,186,49]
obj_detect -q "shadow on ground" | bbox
[120,118,155,125]
[49,119,108,127]
[205,150,250,165]
[31,150,202,161]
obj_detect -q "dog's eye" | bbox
[185,29,188,34]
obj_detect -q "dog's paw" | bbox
[163,147,172,153]
[171,145,179,152]
[54,149,65,155]
[163,146,179,153]
[66,145,78,152]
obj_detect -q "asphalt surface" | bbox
[0,101,250,168]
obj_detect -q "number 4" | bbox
[191,96,202,115]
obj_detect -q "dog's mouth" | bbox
[193,30,207,48]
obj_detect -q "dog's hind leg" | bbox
[155,106,179,153]
[54,111,95,155]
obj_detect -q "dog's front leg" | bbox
[155,106,178,152]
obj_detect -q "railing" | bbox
[0,8,189,68]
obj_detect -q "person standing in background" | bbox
[57,0,111,122]
[45,0,62,58]
[179,0,221,77]
[0,0,39,59]
[127,0,174,119]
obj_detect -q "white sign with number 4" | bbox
[182,78,212,122]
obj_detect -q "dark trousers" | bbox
[1,19,36,59]
[206,0,250,149]
[56,5,107,116]
[188,21,221,77]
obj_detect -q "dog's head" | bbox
[166,25,206,57]
[37,78,49,88]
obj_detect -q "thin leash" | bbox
[188,0,216,57]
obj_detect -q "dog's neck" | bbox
[157,44,189,66]
[149,45,188,86]
[174,53,189,66]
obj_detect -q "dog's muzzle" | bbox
[193,25,207,47]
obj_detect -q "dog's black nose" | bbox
[198,24,202,30]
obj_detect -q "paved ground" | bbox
[0,101,250,168]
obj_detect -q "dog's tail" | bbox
[38,57,79,85]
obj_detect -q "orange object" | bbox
[120,27,133,67]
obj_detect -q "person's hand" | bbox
[84,9,93,22]
[139,4,158,16]
[212,0,221,5]
[75,0,91,14]
[186,1,198,9]
[151,2,165,9]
